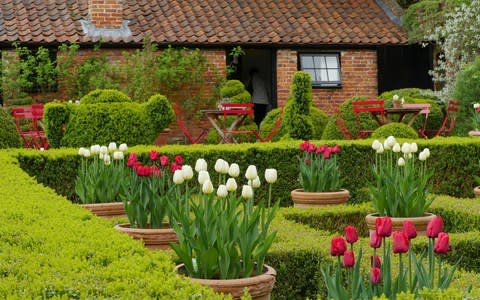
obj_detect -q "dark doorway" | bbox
[377,44,434,94]
[227,48,276,125]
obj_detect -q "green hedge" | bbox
[17,138,480,203]
[80,89,133,104]
[371,123,419,139]
[0,108,22,148]
[454,57,480,135]
[44,94,174,148]
[0,150,223,299]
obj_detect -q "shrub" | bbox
[0,108,22,148]
[283,71,314,140]
[371,123,419,139]
[378,88,439,102]
[0,151,224,299]
[45,93,174,148]
[454,57,480,135]
[80,89,132,104]
[220,80,251,103]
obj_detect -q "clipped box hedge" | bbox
[0,150,223,299]
[17,138,480,204]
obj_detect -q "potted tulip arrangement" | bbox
[75,142,128,218]
[367,136,435,235]
[291,140,349,207]
[170,158,279,300]
[322,216,458,299]
[114,150,187,249]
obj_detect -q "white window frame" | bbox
[299,53,342,87]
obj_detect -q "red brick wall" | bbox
[276,49,378,114]
[88,0,123,28]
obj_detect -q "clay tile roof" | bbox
[0,0,407,46]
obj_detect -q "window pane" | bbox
[300,55,314,68]
[304,69,316,81]
[325,56,338,68]
[314,56,326,68]
[327,69,340,82]
[318,69,328,82]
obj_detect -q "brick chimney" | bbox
[88,0,123,28]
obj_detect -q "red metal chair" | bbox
[12,105,48,149]
[402,103,431,138]
[173,104,209,144]
[432,100,461,137]
[220,103,256,142]
[352,100,385,138]
[334,108,353,140]
[253,108,284,142]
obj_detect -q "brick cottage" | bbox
[0,0,433,115]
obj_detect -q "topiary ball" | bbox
[0,108,22,148]
[80,89,132,104]
[371,123,419,139]
[220,80,251,103]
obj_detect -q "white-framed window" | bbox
[299,53,341,87]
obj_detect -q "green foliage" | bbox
[75,56,120,98]
[453,57,480,134]
[80,89,132,104]
[284,71,315,139]
[0,151,224,299]
[0,108,22,148]
[45,94,173,148]
[43,102,72,148]
[57,43,80,100]
[220,80,251,103]
[378,88,439,102]
[371,123,419,139]
[14,44,57,93]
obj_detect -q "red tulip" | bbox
[345,226,358,244]
[316,145,327,154]
[370,230,382,248]
[370,267,382,285]
[174,155,184,165]
[403,220,417,240]
[299,140,310,152]
[127,153,138,168]
[434,232,449,254]
[149,150,160,161]
[343,251,355,268]
[323,148,332,159]
[427,216,444,238]
[392,231,409,254]
[307,143,316,153]
[330,236,347,256]
[376,217,392,237]
[170,163,182,173]
[160,155,169,167]
[136,165,151,177]
[370,255,381,268]
[152,165,160,177]
[331,144,341,153]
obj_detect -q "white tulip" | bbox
[252,176,261,188]
[241,185,253,199]
[108,142,117,151]
[83,149,91,158]
[265,169,277,184]
[103,154,111,166]
[474,103,480,109]
[173,170,185,185]
[392,143,401,153]
[90,144,101,154]
[228,163,240,177]
[419,151,427,161]
[99,153,104,160]
[195,158,208,172]
[202,180,214,194]
[226,178,238,192]
[214,159,229,174]
[198,170,210,185]
[405,153,413,159]
[372,140,382,150]
[386,136,396,148]
[75,100,80,105]
[216,185,228,198]
[410,142,418,153]
[401,143,411,154]
[113,151,124,160]
[398,157,405,167]
[181,165,194,180]
[423,148,430,158]
[376,144,384,154]
[78,147,86,156]
[393,94,399,101]
[245,165,257,180]
[383,139,391,150]
[100,146,108,154]
[119,143,128,152]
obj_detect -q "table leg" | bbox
[407,112,421,127]
[205,114,229,143]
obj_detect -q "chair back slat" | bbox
[351,100,384,138]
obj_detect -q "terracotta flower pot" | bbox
[175,264,276,300]
[291,189,350,208]
[79,202,125,218]
[114,223,178,250]
[365,213,436,236]
[474,186,480,198]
